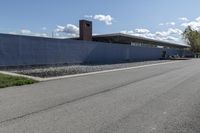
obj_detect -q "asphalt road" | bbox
[1,59,200,133]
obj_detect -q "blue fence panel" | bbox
[0,33,191,67]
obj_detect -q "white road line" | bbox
[0,61,182,82]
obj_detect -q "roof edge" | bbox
[93,33,189,47]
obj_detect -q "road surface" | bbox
[1,59,200,133]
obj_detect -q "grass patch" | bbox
[0,73,37,88]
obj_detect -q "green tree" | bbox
[183,26,200,54]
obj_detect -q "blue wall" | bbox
[0,33,189,67]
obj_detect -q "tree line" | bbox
[183,26,200,54]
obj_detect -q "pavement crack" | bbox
[0,67,181,125]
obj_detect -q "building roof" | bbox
[92,33,189,49]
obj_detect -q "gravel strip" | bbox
[3,60,173,78]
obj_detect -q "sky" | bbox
[0,0,200,44]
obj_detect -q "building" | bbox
[78,20,189,49]
[92,33,188,49]
[0,20,192,67]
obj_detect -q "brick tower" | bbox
[79,20,92,41]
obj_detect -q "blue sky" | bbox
[0,0,200,43]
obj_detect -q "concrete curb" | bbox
[0,71,43,81]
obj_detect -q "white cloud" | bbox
[84,14,114,26]
[196,17,200,22]
[21,29,32,34]
[84,15,93,18]
[179,17,189,21]
[156,28,182,37]
[120,30,134,35]
[167,22,176,26]
[120,27,183,43]
[94,15,113,25]
[55,24,79,38]
[160,22,176,26]
[165,36,180,42]
[10,29,49,37]
[120,29,155,39]
[181,16,200,30]
[135,28,150,34]
[34,33,48,37]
